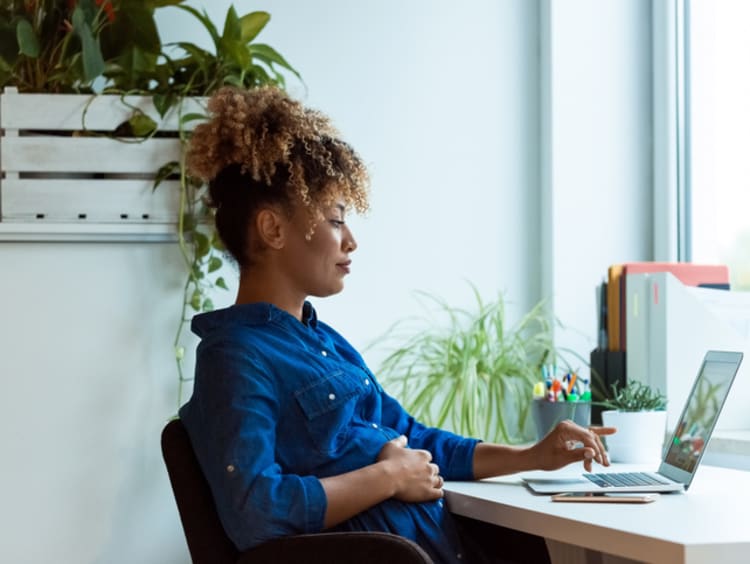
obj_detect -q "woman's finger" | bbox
[589,426,617,436]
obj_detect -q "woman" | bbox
[179,85,613,564]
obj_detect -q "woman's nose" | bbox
[344,227,357,252]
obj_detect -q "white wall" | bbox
[0,244,191,564]
[0,1,653,562]
[159,0,545,354]
[542,0,653,366]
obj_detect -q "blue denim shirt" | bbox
[179,302,480,563]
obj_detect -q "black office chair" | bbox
[161,418,434,564]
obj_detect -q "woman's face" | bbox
[280,199,358,299]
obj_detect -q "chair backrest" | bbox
[161,418,239,564]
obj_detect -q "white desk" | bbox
[445,464,750,564]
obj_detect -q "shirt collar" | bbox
[191,300,318,337]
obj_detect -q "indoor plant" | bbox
[372,288,581,444]
[597,380,668,463]
[0,0,300,406]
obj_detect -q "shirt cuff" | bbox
[301,474,328,532]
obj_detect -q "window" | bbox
[684,0,750,290]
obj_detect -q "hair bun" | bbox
[186,85,338,184]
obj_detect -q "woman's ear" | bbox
[254,207,286,250]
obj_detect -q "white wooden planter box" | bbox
[0,87,204,241]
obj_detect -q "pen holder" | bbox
[532,399,591,440]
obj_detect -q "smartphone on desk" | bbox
[551,492,658,504]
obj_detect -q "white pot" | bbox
[601,410,668,464]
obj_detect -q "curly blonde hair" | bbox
[186,85,370,265]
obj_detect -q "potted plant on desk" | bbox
[597,380,668,463]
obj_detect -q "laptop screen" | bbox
[663,351,743,475]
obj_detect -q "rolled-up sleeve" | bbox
[378,391,480,481]
[179,340,327,551]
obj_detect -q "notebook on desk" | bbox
[523,350,743,494]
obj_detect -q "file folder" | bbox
[626,272,750,430]
[607,262,729,352]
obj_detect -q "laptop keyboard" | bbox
[583,472,672,488]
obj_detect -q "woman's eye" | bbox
[329,219,345,228]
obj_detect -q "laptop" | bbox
[523,350,743,494]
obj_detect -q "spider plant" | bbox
[372,288,580,444]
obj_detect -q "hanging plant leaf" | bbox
[190,289,202,311]
[207,256,222,273]
[179,112,207,126]
[153,161,179,191]
[128,111,158,137]
[192,231,210,257]
[152,92,177,118]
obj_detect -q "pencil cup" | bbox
[532,399,591,440]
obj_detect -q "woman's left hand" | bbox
[530,420,616,472]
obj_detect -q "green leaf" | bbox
[222,73,245,87]
[193,231,210,257]
[202,298,215,312]
[72,7,105,82]
[190,289,202,311]
[176,4,221,51]
[153,160,179,191]
[173,41,212,61]
[222,5,242,43]
[240,12,271,43]
[180,112,207,126]
[208,256,222,273]
[249,44,302,80]
[172,42,212,78]
[128,112,158,137]
[219,7,254,68]
[107,46,159,90]
[15,18,39,58]
[153,92,177,118]
[152,0,186,7]
[216,277,229,290]
[219,37,251,69]
[0,22,19,67]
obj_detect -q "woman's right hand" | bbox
[377,435,444,502]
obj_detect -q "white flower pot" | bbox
[601,410,668,464]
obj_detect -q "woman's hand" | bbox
[377,435,444,502]
[530,420,616,472]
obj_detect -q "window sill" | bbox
[704,429,750,471]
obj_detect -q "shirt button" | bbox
[321,350,328,357]
[457,553,463,560]
[364,378,370,386]
[371,423,378,429]
[226,464,235,473]
[328,393,336,401]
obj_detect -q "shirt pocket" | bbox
[294,370,364,455]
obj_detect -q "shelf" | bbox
[0,221,178,242]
